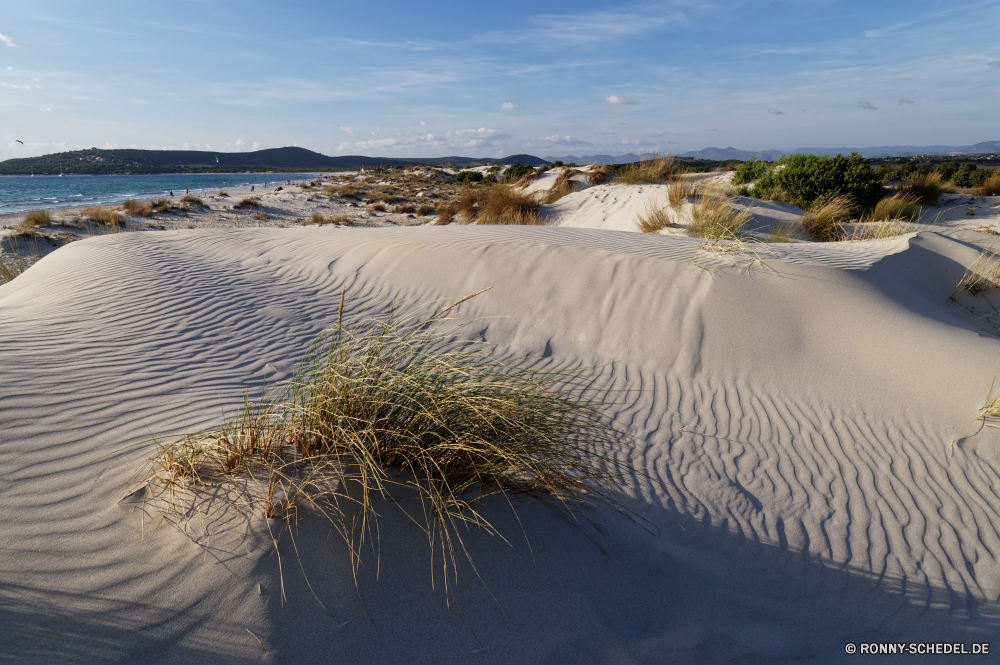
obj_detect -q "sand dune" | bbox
[2,225,1000,662]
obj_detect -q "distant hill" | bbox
[547,141,1000,165]
[0,147,548,175]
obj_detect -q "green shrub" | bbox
[731,159,765,185]
[503,163,535,182]
[455,170,483,184]
[744,152,886,213]
[953,168,993,188]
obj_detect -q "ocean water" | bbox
[0,172,322,214]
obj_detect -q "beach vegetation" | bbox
[980,173,1000,196]
[0,239,33,285]
[667,180,697,209]
[801,195,854,241]
[636,202,674,234]
[136,292,629,600]
[502,163,535,183]
[180,195,204,206]
[737,152,885,213]
[866,193,922,223]
[731,159,765,185]
[542,170,582,204]
[416,204,435,217]
[370,202,387,212]
[587,164,613,186]
[613,154,681,185]
[123,199,154,217]
[234,197,263,209]
[454,171,483,184]
[81,206,124,227]
[764,223,795,243]
[951,245,1000,303]
[897,173,948,205]
[843,220,916,241]
[687,194,751,240]
[20,209,53,229]
[393,204,416,214]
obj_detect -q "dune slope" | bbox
[2,226,999,663]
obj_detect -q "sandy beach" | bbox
[3,166,1000,662]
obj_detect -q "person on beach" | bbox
[251,186,254,192]
[169,191,173,197]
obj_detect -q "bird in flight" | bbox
[14,140,23,144]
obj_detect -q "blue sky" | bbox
[2,0,999,160]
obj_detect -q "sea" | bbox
[0,172,323,214]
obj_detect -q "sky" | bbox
[1,0,999,160]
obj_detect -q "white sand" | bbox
[3,221,1000,662]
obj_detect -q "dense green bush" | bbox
[731,159,765,185]
[952,168,993,188]
[740,152,886,212]
[503,163,535,182]
[455,170,484,184]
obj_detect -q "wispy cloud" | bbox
[898,98,916,105]
[339,127,509,154]
[988,61,1000,69]
[339,126,353,134]
[531,135,589,146]
[604,95,637,105]
[0,32,16,48]
[522,6,686,45]
[0,82,30,90]
[767,108,784,115]
[497,102,517,110]
[857,101,877,110]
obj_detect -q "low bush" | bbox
[502,163,535,183]
[731,159,765,185]
[455,171,483,184]
[952,168,993,189]
[742,152,885,213]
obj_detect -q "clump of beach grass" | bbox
[438,185,543,225]
[393,203,416,214]
[636,202,674,234]
[542,170,581,204]
[898,173,947,205]
[20,209,53,228]
[181,194,204,206]
[867,193,922,223]
[687,193,751,241]
[370,202,387,212]
[587,164,612,185]
[951,245,1000,304]
[980,173,1000,197]
[0,239,33,285]
[82,206,124,227]
[123,199,154,217]
[667,180,697,210]
[615,154,681,185]
[844,220,917,242]
[764,223,794,243]
[136,291,629,599]
[977,376,1000,428]
[416,203,435,217]
[234,197,262,209]
[801,195,854,241]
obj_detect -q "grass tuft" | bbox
[21,209,53,228]
[542,170,581,204]
[181,194,204,206]
[615,153,681,185]
[0,238,33,285]
[636,202,674,233]
[951,245,1000,303]
[844,220,917,242]
[136,292,630,599]
[234,198,263,209]
[586,164,613,185]
[123,199,154,217]
[897,173,947,205]
[866,193,922,223]
[687,194,751,240]
[82,206,124,227]
[416,203,436,217]
[370,202,387,212]
[980,173,1000,197]
[801,195,853,241]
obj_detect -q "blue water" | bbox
[0,172,322,214]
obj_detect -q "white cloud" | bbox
[40,107,51,112]
[251,141,260,151]
[420,121,426,125]
[532,135,588,146]
[620,139,642,145]
[340,126,353,134]
[498,102,517,110]
[523,7,684,45]
[339,127,509,154]
[0,82,30,90]
[898,98,916,105]
[988,61,1000,69]
[5,66,11,70]
[604,95,637,105]
[0,33,16,48]
[857,101,878,110]
[767,108,784,115]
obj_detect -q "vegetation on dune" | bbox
[0,239,33,285]
[438,185,543,225]
[502,163,536,183]
[730,159,765,185]
[123,199,153,217]
[800,195,854,241]
[613,154,681,185]
[736,153,886,213]
[454,171,483,184]
[951,245,1000,304]
[687,194,751,240]
[586,164,613,186]
[234,197,263,209]
[896,173,948,205]
[867,193,922,223]
[980,173,1000,196]
[636,202,675,234]
[81,206,124,227]
[136,292,632,601]
[542,170,582,204]
[18,209,52,231]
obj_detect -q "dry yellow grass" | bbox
[586,164,612,185]
[950,244,1000,303]
[20,209,53,228]
[897,173,950,205]
[801,195,853,241]
[866,193,922,223]
[81,206,124,226]
[543,170,582,204]
[123,199,153,217]
[980,173,1000,196]
[688,194,751,240]
[614,153,681,185]
[636,202,674,234]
